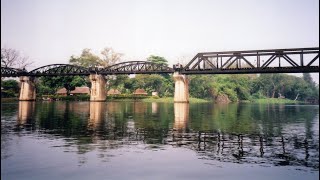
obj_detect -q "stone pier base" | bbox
[89,74,106,101]
[19,76,36,101]
[173,72,189,103]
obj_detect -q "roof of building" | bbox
[56,87,90,94]
[133,88,148,95]
[107,88,121,95]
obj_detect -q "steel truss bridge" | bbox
[1,47,319,77]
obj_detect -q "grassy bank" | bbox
[1,98,19,102]
[252,98,301,104]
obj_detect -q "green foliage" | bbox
[122,74,173,97]
[69,47,122,68]
[107,94,149,100]
[189,75,215,99]
[37,76,86,96]
[69,49,101,67]
[108,75,129,92]
[252,74,318,101]
[1,79,19,97]
[188,73,318,103]
[147,55,168,66]
[253,98,299,104]
[147,55,171,79]
[189,74,253,102]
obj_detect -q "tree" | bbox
[108,74,129,92]
[303,73,315,87]
[1,79,19,97]
[1,47,33,69]
[251,73,319,101]
[147,55,171,79]
[69,48,101,67]
[100,47,123,67]
[39,76,86,96]
[69,47,122,68]
[147,55,168,66]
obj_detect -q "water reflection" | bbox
[17,101,36,128]
[173,103,189,130]
[1,102,319,171]
[152,102,158,114]
[88,102,105,131]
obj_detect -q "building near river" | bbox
[107,88,121,95]
[133,88,148,96]
[56,87,90,96]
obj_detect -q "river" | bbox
[1,101,319,180]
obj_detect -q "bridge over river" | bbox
[1,47,319,102]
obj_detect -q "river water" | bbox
[1,101,319,180]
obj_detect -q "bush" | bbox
[107,94,149,100]
[252,91,266,99]
[223,88,238,102]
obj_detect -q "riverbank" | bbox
[251,98,303,104]
[1,97,315,104]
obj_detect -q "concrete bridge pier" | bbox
[19,76,36,101]
[173,72,189,103]
[89,74,106,101]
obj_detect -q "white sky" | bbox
[1,0,319,83]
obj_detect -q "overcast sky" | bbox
[1,0,319,83]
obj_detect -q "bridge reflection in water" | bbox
[17,101,35,127]
[173,103,189,130]
[88,102,106,131]
[11,101,319,170]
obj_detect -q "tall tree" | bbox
[147,55,171,79]
[147,55,168,66]
[39,76,86,96]
[69,48,101,67]
[1,79,19,97]
[69,47,122,68]
[1,47,33,69]
[303,73,315,87]
[100,47,123,67]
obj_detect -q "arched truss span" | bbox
[100,61,174,74]
[1,67,27,77]
[28,64,90,76]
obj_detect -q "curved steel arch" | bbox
[1,67,27,77]
[100,61,174,74]
[28,64,90,76]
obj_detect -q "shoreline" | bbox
[1,97,316,105]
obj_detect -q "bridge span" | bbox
[1,47,319,102]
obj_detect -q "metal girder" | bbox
[179,47,319,74]
[1,67,27,77]
[99,61,174,75]
[28,64,90,76]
